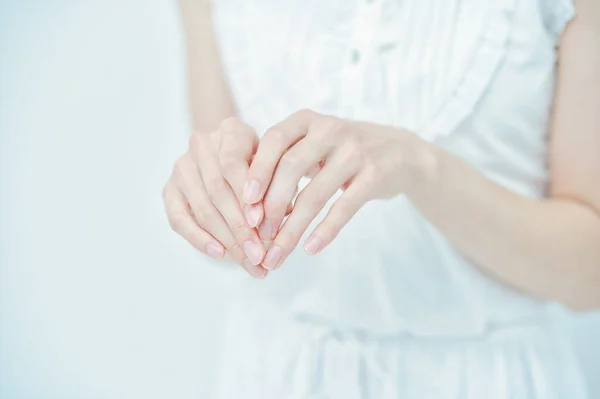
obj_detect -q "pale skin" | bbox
[165,0,600,309]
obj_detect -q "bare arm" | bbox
[164,3,267,278]
[405,0,600,310]
[177,0,236,133]
[246,0,600,308]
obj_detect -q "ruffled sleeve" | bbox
[541,0,576,42]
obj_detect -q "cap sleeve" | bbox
[541,0,576,42]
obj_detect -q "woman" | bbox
[164,0,599,397]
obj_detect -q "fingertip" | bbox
[263,244,284,270]
[304,234,324,255]
[243,179,262,204]
[243,258,268,279]
[244,204,261,228]
[205,242,225,259]
[243,240,265,266]
[258,219,273,242]
[256,203,265,227]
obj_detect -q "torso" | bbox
[211,0,573,337]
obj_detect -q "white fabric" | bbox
[215,299,587,399]
[209,0,586,397]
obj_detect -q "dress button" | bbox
[351,49,361,64]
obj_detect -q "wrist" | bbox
[397,133,441,198]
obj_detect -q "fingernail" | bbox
[263,245,283,270]
[243,258,267,279]
[304,235,323,255]
[243,179,261,204]
[258,220,273,242]
[206,242,224,259]
[244,204,261,228]
[243,240,263,265]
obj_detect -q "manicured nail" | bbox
[243,179,261,204]
[243,258,267,279]
[258,220,273,242]
[243,240,263,265]
[244,204,260,228]
[263,245,283,270]
[304,235,323,255]
[205,242,224,259]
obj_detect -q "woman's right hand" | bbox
[163,117,268,278]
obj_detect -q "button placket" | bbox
[339,0,383,116]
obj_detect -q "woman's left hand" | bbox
[242,109,435,270]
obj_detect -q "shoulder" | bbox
[538,0,576,42]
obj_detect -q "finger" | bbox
[259,116,348,241]
[174,158,246,264]
[217,119,264,228]
[206,176,266,267]
[243,109,318,204]
[218,117,258,202]
[262,145,361,270]
[257,187,297,242]
[260,137,329,241]
[182,175,266,278]
[244,202,264,229]
[217,118,264,228]
[173,153,248,265]
[195,141,266,267]
[304,174,371,255]
[163,181,225,259]
[257,200,292,241]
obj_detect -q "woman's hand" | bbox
[163,118,268,278]
[243,109,433,270]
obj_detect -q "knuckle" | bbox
[220,116,242,132]
[340,140,364,168]
[264,127,288,146]
[294,108,317,120]
[317,117,346,142]
[279,151,302,171]
[318,224,337,243]
[168,212,186,232]
[297,189,324,211]
[327,118,346,138]
[275,229,298,248]
[230,219,249,236]
[225,239,243,256]
[218,152,239,171]
[193,207,218,227]
[173,154,192,176]
[331,202,351,224]
[205,177,228,198]
[264,202,284,219]
[192,130,221,154]
[263,200,278,216]
[188,132,205,152]
[362,161,380,181]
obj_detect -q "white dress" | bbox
[209,0,589,397]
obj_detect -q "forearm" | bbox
[405,140,600,310]
[178,0,236,133]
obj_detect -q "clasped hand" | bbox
[164,109,429,278]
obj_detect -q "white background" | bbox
[1,1,598,398]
